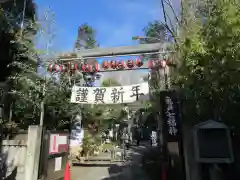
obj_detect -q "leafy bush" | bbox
[81,133,101,157]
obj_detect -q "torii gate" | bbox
[56,41,174,139]
[50,42,174,76]
[55,42,174,116]
[59,43,179,180]
[48,42,175,113]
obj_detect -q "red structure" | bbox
[162,165,167,180]
[117,60,125,69]
[47,58,175,73]
[49,133,68,154]
[136,58,143,67]
[64,162,71,180]
[126,59,134,68]
[102,61,109,69]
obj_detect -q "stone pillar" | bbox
[25,126,43,180]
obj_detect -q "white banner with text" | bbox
[70,82,149,104]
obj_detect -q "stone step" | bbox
[85,157,111,161]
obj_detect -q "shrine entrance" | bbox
[50,42,184,180]
[53,42,174,142]
[51,42,177,149]
[51,42,174,107]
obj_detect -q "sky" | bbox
[35,0,166,53]
[35,0,180,85]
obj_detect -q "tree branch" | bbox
[159,21,178,46]
[164,0,180,25]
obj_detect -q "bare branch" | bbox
[159,21,178,46]
[164,0,180,25]
[165,12,177,34]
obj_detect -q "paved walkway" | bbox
[71,145,149,180]
[71,165,112,180]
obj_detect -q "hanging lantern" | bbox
[148,60,153,69]
[160,60,167,68]
[58,64,63,72]
[54,64,60,72]
[135,58,143,67]
[48,62,60,72]
[81,63,87,72]
[110,60,117,69]
[117,60,125,69]
[126,59,134,68]
[74,62,79,71]
[87,64,93,72]
[94,63,99,72]
[48,62,53,72]
[161,54,168,68]
[166,59,177,67]
[102,61,109,69]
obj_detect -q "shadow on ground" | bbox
[73,163,128,179]
[101,145,150,180]
[100,164,126,180]
[73,145,154,180]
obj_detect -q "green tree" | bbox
[1,6,81,130]
[0,0,38,131]
[0,0,36,82]
[175,0,240,128]
[101,78,128,131]
[80,78,123,155]
[74,23,98,86]
[0,4,99,132]
[83,78,126,134]
[101,78,121,87]
[141,21,168,44]
[74,23,100,131]
[139,0,240,130]
[140,21,171,109]
[74,23,98,50]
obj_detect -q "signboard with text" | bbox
[70,82,149,104]
[49,133,68,154]
[160,90,181,142]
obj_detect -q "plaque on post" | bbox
[193,120,234,163]
[160,90,181,142]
